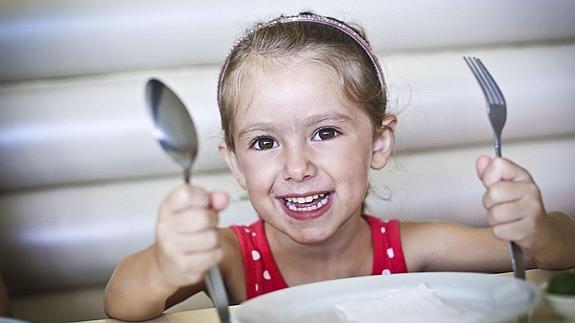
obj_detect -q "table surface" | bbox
[79,270,570,323]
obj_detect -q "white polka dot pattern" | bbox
[381,269,391,275]
[263,270,271,280]
[387,247,394,259]
[251,250,261,261]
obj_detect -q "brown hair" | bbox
[218,13,387,150]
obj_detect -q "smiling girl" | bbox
[104,12,575,321]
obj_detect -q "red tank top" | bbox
[230,214,407,299]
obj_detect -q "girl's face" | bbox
[221,59,394,244]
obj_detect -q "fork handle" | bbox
[509,242,526,280]
[495,136,526,280]
[494,136,502,157]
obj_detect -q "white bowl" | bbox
[546,294,575,319]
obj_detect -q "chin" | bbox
[286,225,335,245]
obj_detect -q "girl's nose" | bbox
[282,145,317,182]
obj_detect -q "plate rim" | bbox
[234,272,540,322]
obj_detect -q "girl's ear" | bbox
[371,114,397,170]
[218,141,247,189]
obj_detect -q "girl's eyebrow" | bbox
[237,122,276,141]
[305,113,353,127]
[237,113,353,141]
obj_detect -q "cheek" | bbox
[240,154,279,193]
[313,142,371,204]
[339,156,370,190]
[325,138,372,173]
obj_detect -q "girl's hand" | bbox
[475,155,552,258]
[153,184,229,290]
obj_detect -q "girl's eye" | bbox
[251,137,278,150]
[313,128,339,141]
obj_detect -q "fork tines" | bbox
[463,57,506,106]
[463,56,507,149]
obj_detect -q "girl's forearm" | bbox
[104,245,176,321]
[533,212,575,270]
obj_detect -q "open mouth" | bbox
[278,192,332,220]
[282,193,329,211]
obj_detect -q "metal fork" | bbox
[463,56,526,280]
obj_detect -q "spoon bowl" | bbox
[146,79,198,181]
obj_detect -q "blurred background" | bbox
[1,0,574,322]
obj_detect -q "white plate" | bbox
[233,272,540,323]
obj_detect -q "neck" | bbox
[266,212,372,283]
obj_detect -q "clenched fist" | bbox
[475,155,550,256]
[153,184,230,289]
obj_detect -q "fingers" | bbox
[479,159,544,226]
[154,184,229,287]
[160,207,219,234]
[167,230,221,254]
[482,181,539,210]
[485,202,521,226]
[159,185,219,236]
[162,185,230,213]
[183,249,225,282]
[163,184,211,212]
[476,156,532,188]
[484,191,541,238]
[476,156,549,255]
[156,246,225,286]
[475,154,491,180]
[490,218,531,242]
[210,191,230,211]
[479,158,543,218]
[490,212,546,250]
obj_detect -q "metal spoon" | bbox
[145,78,231,323]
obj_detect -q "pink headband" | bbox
[217,12,385,109]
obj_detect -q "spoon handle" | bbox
[206,267,232,323]
[184,167,191,184]
[182,168,231,323]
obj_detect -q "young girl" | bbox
[104,12,575,321]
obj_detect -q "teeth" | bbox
[283,194,329,212]
[285,193,326,204]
